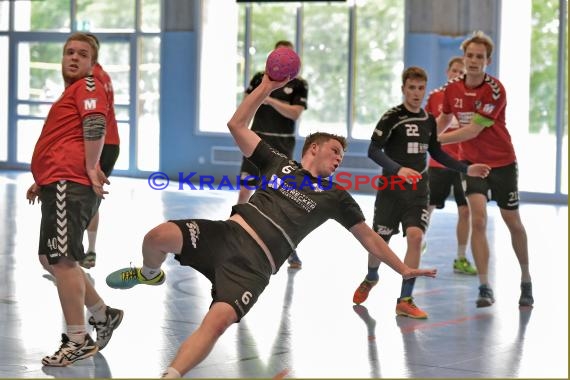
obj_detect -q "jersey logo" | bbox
[485,75,501,100]
[84,98,97,110]
[85,76,96,92]
[407,142,428,154]
[482,104,495,114]
[457,112,473,125]
[283,87,293,94]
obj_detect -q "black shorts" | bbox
[428,167,467,209]
[372,177,430,240]
[38,181,99,264]
[464,162,520,210]
[100,144,120,177]
[240,134,295,186]
[170,219,272,321]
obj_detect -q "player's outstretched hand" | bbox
[261,73,291,91]
[402,267,437,280]
[467,163,491,178]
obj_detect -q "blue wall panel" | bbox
[159,31,237,183]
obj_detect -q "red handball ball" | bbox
[265,47,301,82]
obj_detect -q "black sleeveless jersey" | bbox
[232,141,365,272]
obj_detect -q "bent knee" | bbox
[406,227,424,246]
[144,222,177,244]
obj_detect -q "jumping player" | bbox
[236,40,308,269]
[106,72,438,378]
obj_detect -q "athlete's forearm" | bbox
[368,140,401,173]
[436,113,453,134]
[264,98,303,120]
[83,113,106,170]
[438,123,482,144]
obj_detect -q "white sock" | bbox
[161,367,181,378]
[67,325,86,344]
[520,264,531,283]
[87,231,97,252]
[141,265,162,280]
[87,299,107,323]
[457,245,467,259]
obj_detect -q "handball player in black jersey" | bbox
[237,40,309,270]
[352,66,490,319]
[106,72,438,378]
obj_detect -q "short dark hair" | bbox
[401,66,427,86]
[302,132,347,156]
[274,40,294,49]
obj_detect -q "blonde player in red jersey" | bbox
[437,31,533,308]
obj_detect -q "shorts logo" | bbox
[56,180,68,256]
[375,225,393,236]
[185,221,200,248]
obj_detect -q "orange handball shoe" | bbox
[395,297,428,319]
[352,279,378,304]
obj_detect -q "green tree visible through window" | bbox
[529,0,566,134]
[26,0,69,31]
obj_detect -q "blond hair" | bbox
[461,30,494,58]
[447,56,465,70]
[63,32,99,64]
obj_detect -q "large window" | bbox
[212,0,566,201]
[204,0,404,139]
[16,41,63,163]
[352,0,404,139]
[500,0,567,196]
[1,0,161,174]
[300,2,350,137]
[0,37,7,161]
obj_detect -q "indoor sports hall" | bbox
[0,0,567,379]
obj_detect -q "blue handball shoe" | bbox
[106,266,165,289]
